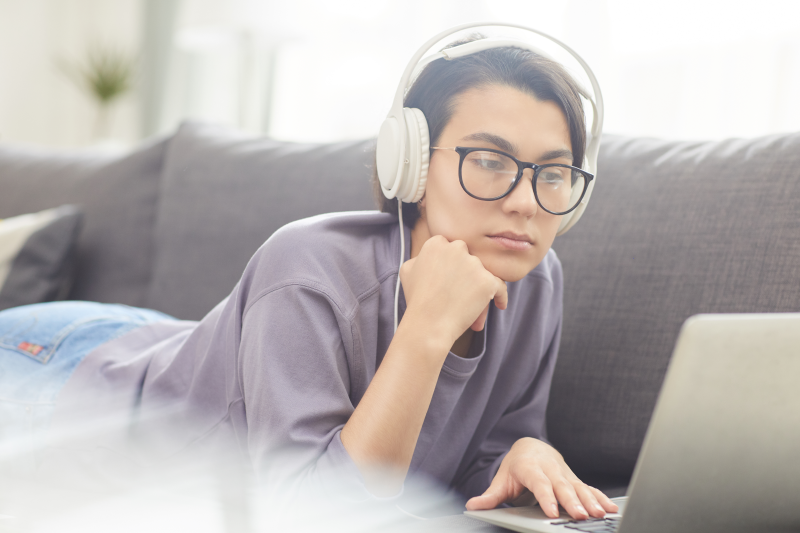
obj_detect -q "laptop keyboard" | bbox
[551,516,621,532]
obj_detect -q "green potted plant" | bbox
[60,44,137,141]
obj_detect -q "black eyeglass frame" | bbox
[432,146,595,216]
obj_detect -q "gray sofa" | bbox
[2,121,799,494]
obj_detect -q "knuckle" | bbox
[567,473,584,485]
[533,492,556,506]
[573,481,591,493]
[469,255,484,269]
[530,484,555,499]
[532,470,552,487]
[426,235,445,249]
[553,479,573,493]
[592,487,612,501]
[451,240,469,253]
[577,487,597,503]
[517,465,547,487]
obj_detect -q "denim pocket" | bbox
[0,316,123,364]
[0,302,172,365]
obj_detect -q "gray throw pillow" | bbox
[0,137,167,307]
[0,205,83,311]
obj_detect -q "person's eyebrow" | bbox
[460,132,519,155]
[538,149,574,163]
[460,132,574,163]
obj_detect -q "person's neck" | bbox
[409,213,429,260]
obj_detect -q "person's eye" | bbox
[468,153,511,172]
[540,171,565,186]
[480,158,505,170]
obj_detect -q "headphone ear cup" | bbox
[403,108,430,203]
[375,108,430,202]
[376,115,403,197]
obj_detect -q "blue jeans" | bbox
[0,301,174,463]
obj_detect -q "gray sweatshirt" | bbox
[53,211,563,501]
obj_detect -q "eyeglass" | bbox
[431,146,594,216]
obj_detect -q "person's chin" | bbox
[483,255,540,283]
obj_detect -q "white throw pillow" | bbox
[0,205,83,310]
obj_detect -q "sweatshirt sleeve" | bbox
[453,313,562,500]
[238,282,380,503]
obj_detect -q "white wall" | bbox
[169,0,800,143]
[0,0,140,148]
[2,0,800,148]
[597,0,800,140]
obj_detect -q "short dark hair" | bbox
[371,35,587,227]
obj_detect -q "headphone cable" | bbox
[394,197,404,333]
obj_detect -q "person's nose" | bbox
[501,168,538,218]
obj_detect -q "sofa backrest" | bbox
[0,138,166,307]
[0,124,378,319]
[547,133,800,487]
[143,122,377,319]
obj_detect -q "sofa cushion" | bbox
[0,205,83,310]
[0,139,167,307]
[145,122,377,320]
[547,133,800,487]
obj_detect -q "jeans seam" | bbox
[2,316,145,365]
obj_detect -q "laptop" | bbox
[465,313,800,533]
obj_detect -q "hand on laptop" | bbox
[465,437,619,520]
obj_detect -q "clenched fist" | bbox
[399,235,508,346]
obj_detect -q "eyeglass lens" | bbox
[460,150,585,214]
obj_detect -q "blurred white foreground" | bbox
[0,404,471,533]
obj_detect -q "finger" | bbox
[449,238,469,253]
[470,304,490,331]
[426,234,449,248]
[465,489,505,511]
[589,486,619,513]
[493,278,509,310]
[399,257,415,283]
[573,483,606,518]
[465,476,510,511]
[551,476,589,520]
[524,469,559,519]
[509,489,536,507]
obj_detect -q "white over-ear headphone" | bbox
[378,23,604,332]
[376,22,604,237]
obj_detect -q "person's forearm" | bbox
[340,309,452,496]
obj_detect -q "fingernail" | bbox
[594,503,605,515]
[577,505,587,516]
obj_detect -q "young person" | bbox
[0,28,617,521]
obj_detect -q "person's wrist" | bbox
[397,306,458,359]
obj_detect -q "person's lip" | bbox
[487,231,534,251]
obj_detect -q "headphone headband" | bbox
[377,23,604,235]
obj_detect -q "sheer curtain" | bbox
[151,0,800,142]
